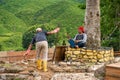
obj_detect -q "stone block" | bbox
[80,48,86,52]
[93,56,97,59]
[99,59,105,62]
[99,51,105,54]
[97,54,104,59]
[79,55,83,58]
[88,56,94,59]
[71,55,76,58]
[86,49,93,52]
[93,50,97,53]
[83,55,88,59]
[104,53,110,57]
[66,47,71,51]
[80,52,86,54]
[91,59,97,63]
[0,51,7,57]
[93,52,98,56]
[73,51,80,55]
[104,57,110,62]
[72,58,77,61]
[86,52,93,56]
[66,54,71,57]
[109,56,114,60]
[65,51,72,54]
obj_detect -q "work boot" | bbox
[43,60,48,72]
[37,59,42,70]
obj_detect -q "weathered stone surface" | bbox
[59,62,68,67]
[0,74,6,80]
[19,70,30,74]
[34,76,41,80]
[113,57,120,63]
[17,74,29,79]
[0,61,5,64]
[27,76,34,80]
[49,64,64,72]
[5,65,24,73]
[51,73,99,80]
[0,73,29,80]
[87,63,105,72]
[0,53,117,80]
[0,67,5,73]
[32,71,40,77]
[0,51,7,57]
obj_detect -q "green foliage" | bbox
[74,0,86,3]
[0,9,27,32]
[1,33,23,51]
[2,0,119,51]
[22,25,38,49]
[101,0,120,51]
[0,44,2,51]
[78,3,86,9]
[0,0,85,51]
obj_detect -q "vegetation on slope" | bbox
[0,0,85,51]
[0,0,119,51]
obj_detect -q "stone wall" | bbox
[65,47,114,63]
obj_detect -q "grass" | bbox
[0,0,85,51]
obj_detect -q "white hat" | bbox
[36,28,42,32]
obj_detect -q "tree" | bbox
[100,0,120,51]
[85,0,101,48]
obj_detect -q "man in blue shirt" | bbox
[24,27,60,72]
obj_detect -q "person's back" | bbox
[24,27,60,72]
[31,30,47,44]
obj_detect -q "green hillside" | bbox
[0,0,85,51]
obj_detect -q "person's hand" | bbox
[75,40,80,43]
[54,27,60,33]
[24,49,31,56]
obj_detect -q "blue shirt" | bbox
[31,30,47,44]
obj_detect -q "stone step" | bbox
[51,73,99,80]
[105,62,120,80]
[0,73,29,80]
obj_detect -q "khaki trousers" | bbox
[36,41,48,61]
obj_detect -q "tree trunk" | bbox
[85,0,101,48]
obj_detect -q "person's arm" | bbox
[24,44,33,56]
[47,27,60,34]
[24,36,35,56]
[73,34,77,41]
[82,33,87,43]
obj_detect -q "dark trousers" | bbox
[68,39,85,48]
